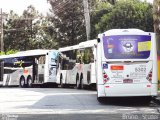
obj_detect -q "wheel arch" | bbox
[27,75,32,81]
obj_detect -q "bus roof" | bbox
[78,39,97,49]
[98,29,152,37]
[59,39,97,52]
[0,49,58,59]
[59,45,79,52]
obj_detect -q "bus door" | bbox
[37,56,45,83]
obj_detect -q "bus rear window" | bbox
[103,35,151,59]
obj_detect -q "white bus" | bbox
[0,49,59,88]
[57,40,97,89]
[96,29,158,102]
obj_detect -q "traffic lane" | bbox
[0,88,159,114]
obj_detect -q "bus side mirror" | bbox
[97,38,100,43]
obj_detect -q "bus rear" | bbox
[97,29,158,100]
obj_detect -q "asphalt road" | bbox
[0,88,159,120]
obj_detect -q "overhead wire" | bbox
[4,0,85,32]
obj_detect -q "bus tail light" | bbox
[103,72,109,84]
[147,70,152,82]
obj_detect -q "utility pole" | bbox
[0,8,7,52]
[83,0,90,41]
[0,8,4,52]
[153,0,160,51]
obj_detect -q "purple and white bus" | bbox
[96,29,158,103]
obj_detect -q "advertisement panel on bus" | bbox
[103,35,151,59]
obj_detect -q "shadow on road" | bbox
[97,97,156,107]
[15,91,154,112]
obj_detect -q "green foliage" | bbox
[4,5,58,52]
[0,49,18,55]
[90,0,113,39]
[49,0,86,47]
[82,50,88,64]
[153,0,160,51]
[0,51,5,55]
[5,49,19,55]
[91,0,153,36]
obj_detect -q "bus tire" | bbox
[60,75,65,88]
[97,97,105,103]
[80,74,84,89]
[19,76,26,88]
[142,97,152,104]
[76,74,81,89]
[27,76,32,88]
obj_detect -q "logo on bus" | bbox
[103,64,108,69]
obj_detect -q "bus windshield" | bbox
[103,35,151,59]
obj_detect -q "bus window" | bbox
[38,56,45,64]
[61,50,77,70]
[83,48,94,64]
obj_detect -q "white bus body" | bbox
[0,49,59,87]
[57,40,97,89]
[96,29,158,101]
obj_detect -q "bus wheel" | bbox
[142,97,152,105]
[97,97,105,103]
[60,75,65,88]
[80,74,84,89]
[19,76,25,88]
[76,74,81,89]
[27,77,32,88]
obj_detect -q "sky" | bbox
[0,0,51,15]
[0,0,154,16]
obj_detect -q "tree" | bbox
[0,49,18,55]
[48,0,86,47]
[4,6,38,51]
[4,5,58,51]
[94,0,153,33]
[32,16,58,49]
[107,0,116,5]
[153,0,160,51]
[90,0,113,39]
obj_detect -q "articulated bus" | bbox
[96,29,158,103]
[57,40,97,89]
[0,49,59,88]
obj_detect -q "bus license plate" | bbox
[123,79,133,83]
